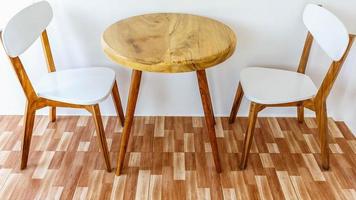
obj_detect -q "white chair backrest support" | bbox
[303,4,349,61]
[1,1,53,57]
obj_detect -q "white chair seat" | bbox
[36,67,116,105]
[240,67,318,105]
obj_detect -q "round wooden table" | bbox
[102,13,236,175]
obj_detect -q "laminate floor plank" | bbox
[0,116,354,199]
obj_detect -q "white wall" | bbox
[1,0,356,132]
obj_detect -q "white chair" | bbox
[0,1,125,172]
[229,4,355,170]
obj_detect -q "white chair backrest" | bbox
[303,4,349,61]
[1,1,53,57]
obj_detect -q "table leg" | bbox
[116,70,142,175]
[199,70,216,124]
[196,70,222,173]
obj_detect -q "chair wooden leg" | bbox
[49,107,56,122]
[21,102,36,169]
[111,81,125,126]
[229,82,244,124]
[297,105,304,123]
[315,102,329,170]
[116,70,142,175]
[197,70,221,173]
[91,104,112,172]
[240,102,259,170]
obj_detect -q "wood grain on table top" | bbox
[102,13,237,73]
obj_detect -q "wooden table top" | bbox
[102,13,237,73]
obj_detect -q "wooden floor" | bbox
[0,116,355,199]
